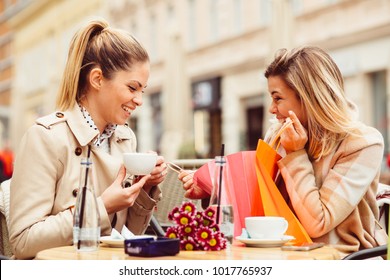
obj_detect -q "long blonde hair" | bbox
[265,46,360,160]
[56,19,149,111]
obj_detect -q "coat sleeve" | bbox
[277,127,384,238]
[9,124,72,259]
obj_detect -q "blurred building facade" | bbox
[107,0,390,160]
[7,0,109,151]
[0,0,29,148]
[5,0,390,162]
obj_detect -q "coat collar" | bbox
[66,104,99,146]
[66,104,133,146]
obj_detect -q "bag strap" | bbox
[270,120,293,150]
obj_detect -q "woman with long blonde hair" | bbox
[179,46,387,256]
[9,19,167,259]
[262,46,387,255]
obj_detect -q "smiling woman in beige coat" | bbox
[9,19,167,259]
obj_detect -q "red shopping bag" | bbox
[193,151,262,237]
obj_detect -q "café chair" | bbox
[343,183,389,260]
[0,179,12,258]
[342,245,387,260]
[377,183,390,233]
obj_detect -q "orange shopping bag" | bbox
[255,139,312,245]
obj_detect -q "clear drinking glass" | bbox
[73,158,100,252]
[209,156,234,244]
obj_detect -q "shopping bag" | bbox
[193,151,262,237]
[255,139,312,244]
[193,133,312,244]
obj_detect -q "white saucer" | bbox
[100,236,125,248]
[236,235,295,248]
[100,235,155,248]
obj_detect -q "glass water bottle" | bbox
[209,156,234,244]
[73,158,100,252]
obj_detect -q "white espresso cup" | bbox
[245,216,288,239]
[123,152,157,175]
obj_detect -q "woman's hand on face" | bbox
[101,165,151,214]
[178,170,209,199]
[143,153,167,191]
[280,110,308,154]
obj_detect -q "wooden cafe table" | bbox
[35,242,340,260]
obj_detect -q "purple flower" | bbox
[165,201,227,251]
[179,223,196,237]
[203,207,216,219]
[196,226,212,244]
[168,206,180,221]
[165,226,179,239]
[174,212,193,226]
[180,238,198,251]
[203,234,222,251]
[180,201,197,216]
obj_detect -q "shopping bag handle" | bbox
[270,119,293,150]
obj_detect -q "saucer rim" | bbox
[100,236,124,247]
[236,235,295,242]
[100,235,155,247]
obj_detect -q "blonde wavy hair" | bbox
[56,19,149,111]
[264,46,360,160]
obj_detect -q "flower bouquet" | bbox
[165,201,227,251]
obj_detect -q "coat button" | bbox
[75,147,82,156]
[72,188,79,197]
[56,112,64,118]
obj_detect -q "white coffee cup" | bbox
[245,216,288,239]
[123,153,157,175]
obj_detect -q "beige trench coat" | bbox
[9,104,161,259]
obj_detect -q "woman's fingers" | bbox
[115,165,127,184]
[128,175,150,191]
[279,111,308,153]
[288,110,307,136]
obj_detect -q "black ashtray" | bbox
[124,237,180,257]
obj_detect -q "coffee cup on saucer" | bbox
[245,216,288,239]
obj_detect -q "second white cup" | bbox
[245,216,288,239]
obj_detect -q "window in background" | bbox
[192,78,222,158]
[194,110,210,157]
[241,95,264,150]
[246,106,264,151]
